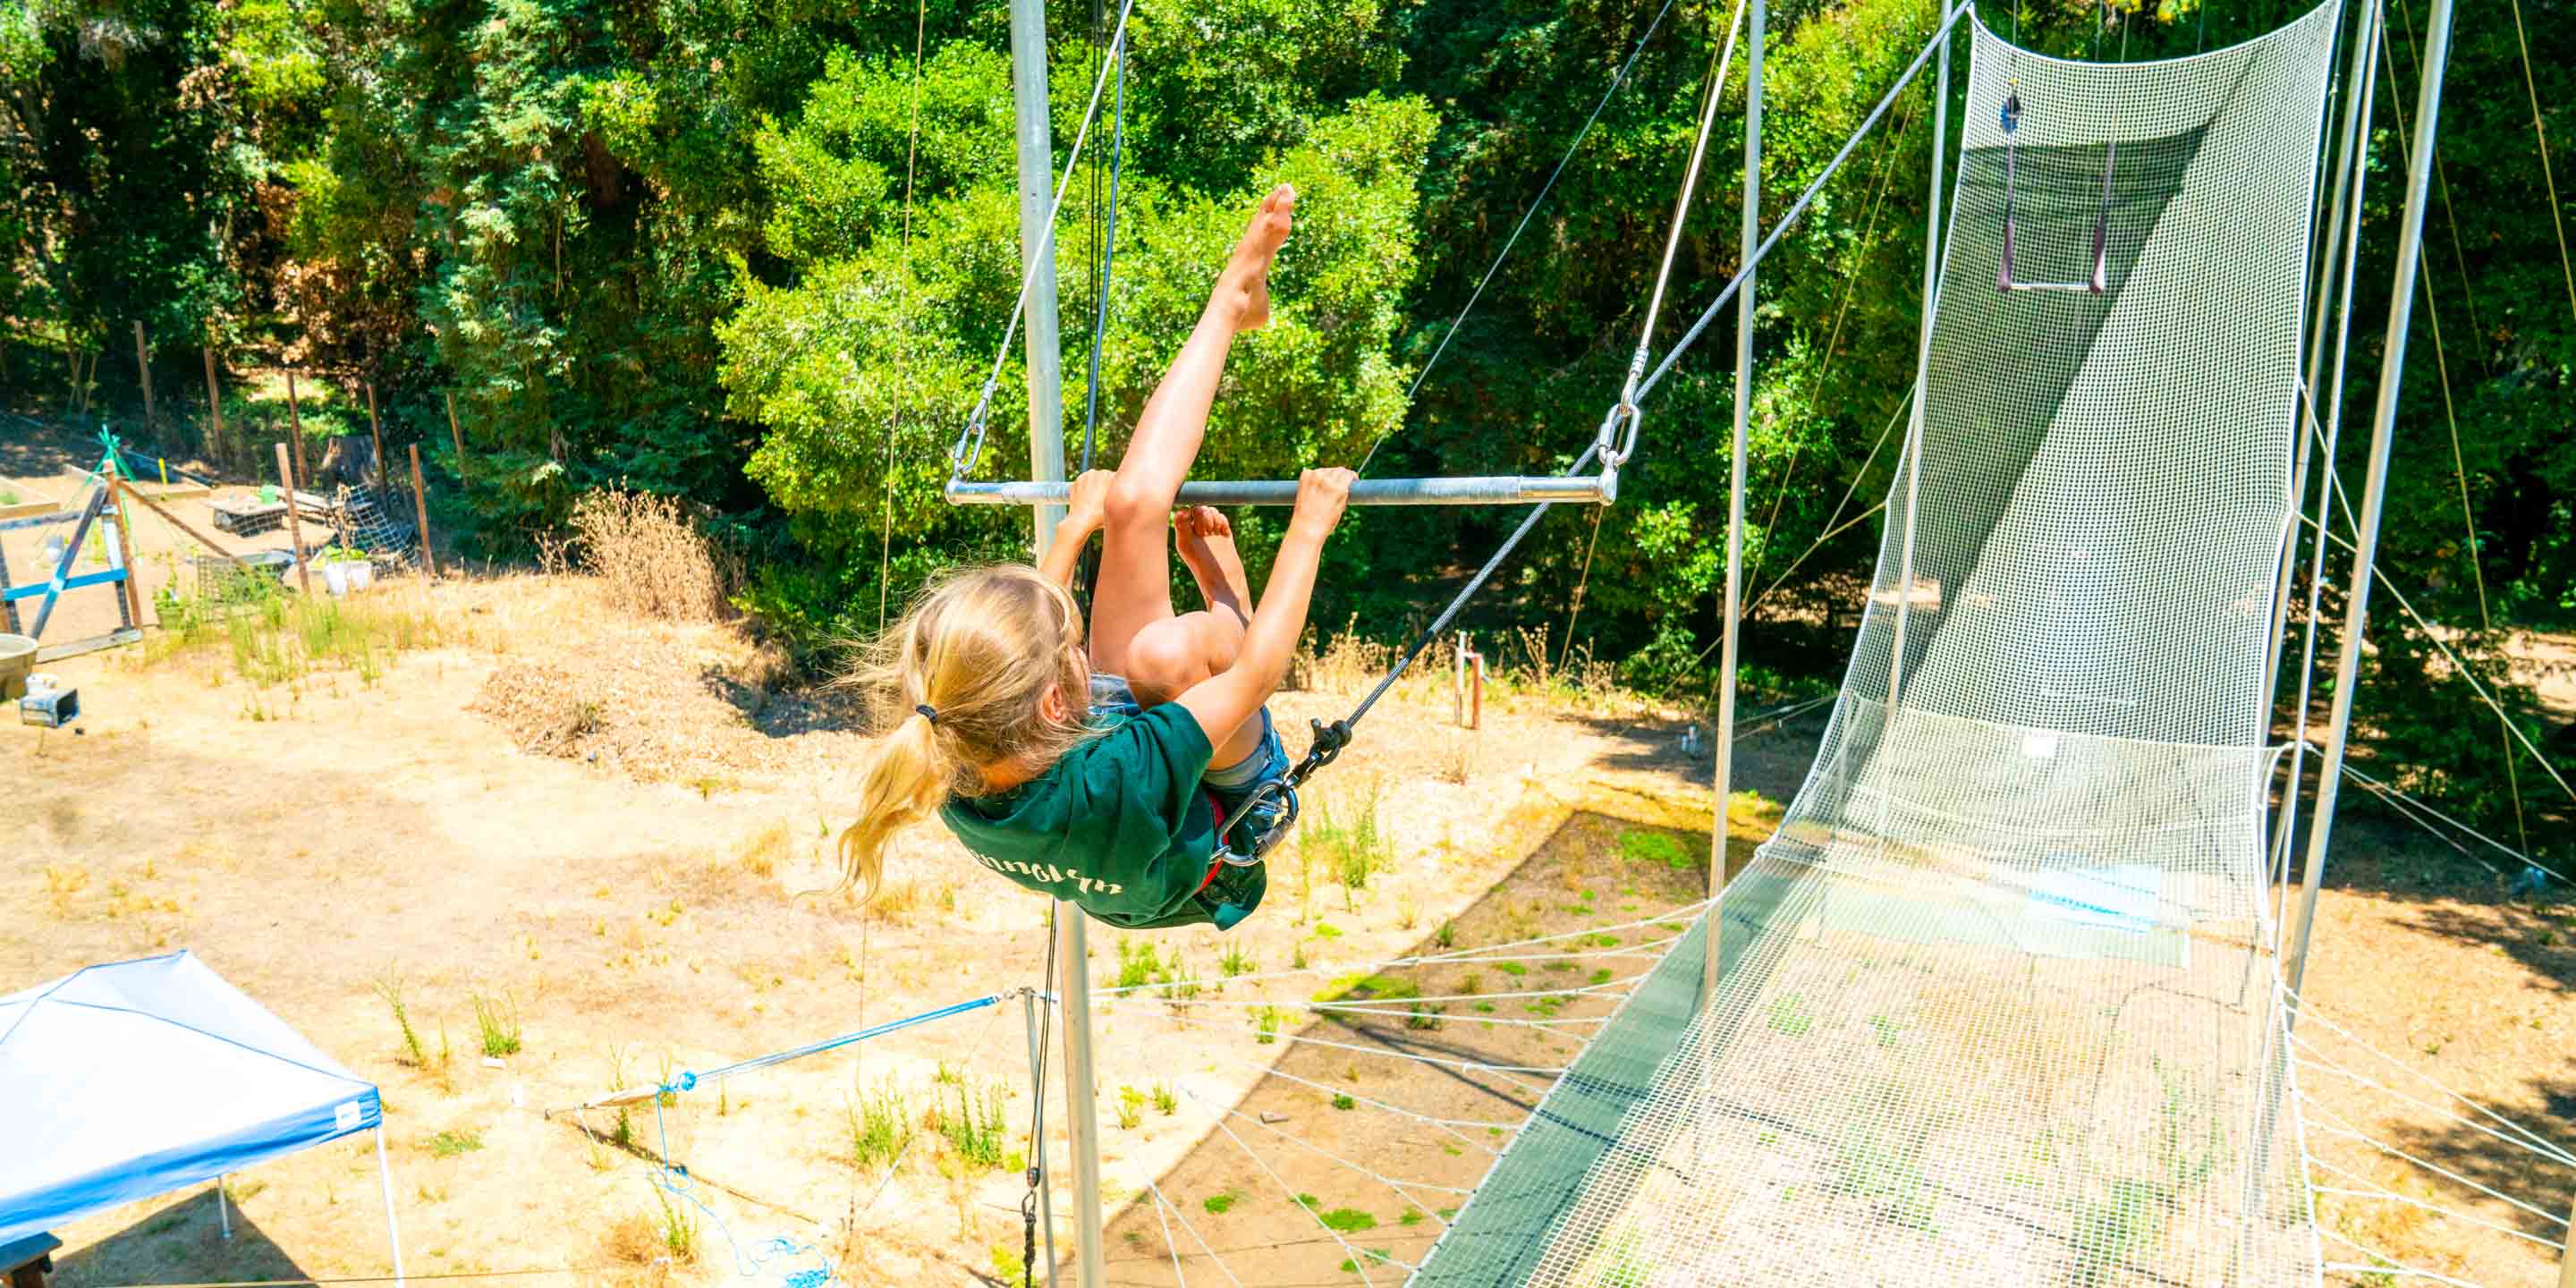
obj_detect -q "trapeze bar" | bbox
[945,474,1614,507]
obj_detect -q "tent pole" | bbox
[374,1127,408,1288]
[216,1175,231,1240]
[2286,0,2455,1008]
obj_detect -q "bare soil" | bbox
[6,559,2567,1288]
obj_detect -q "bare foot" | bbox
[1221,183,1294,332]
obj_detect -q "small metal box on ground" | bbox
[19,682,77,727]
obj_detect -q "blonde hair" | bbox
[835,564,1093,899]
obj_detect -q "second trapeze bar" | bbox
[944,474,1614,507]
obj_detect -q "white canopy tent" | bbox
[0,951,403,1282]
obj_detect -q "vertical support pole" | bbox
[445,394,470,487]
[1453,632,1466,727]
[408,445,438,580]
[1010,4,1096,1284]
[367,382,387,498]
[106,500,144,630]
[275,443,311,596]
[1707,0,1764,1006]
[133,322,156,436]
[2264,0,2383,886]
[1878,15,1951,858]
[2559,1190,2576,1288]
[374,1126,407,1288]
[216,1174,232,1240]
[285,371,313,513]
[204,341,225,462]
[1469,653,1484,731]
[1012,0,1069,547]
[2287,0,2454,1004]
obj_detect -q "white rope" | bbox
[1633,0,1974,401]
[1194,1096,1399,1287]
[1161,1013,1565,1091]
[2300,1097,2570,1228]
[1143,1178,1244,1288]
[2282,984,2576,1165]
[1130,979,1634,1011]
[1145,1180,1189,1284]
[1179,1045,1514,1151]
[2318,1230,2492,1288]
[2339,770,2504,877]
[953,0,1137,474]
[1357,0,1689,475]
[1622,0,1752,399]
[2340,760,2571,885]
[1088,913,1699,1001]
[2307,1157,2563,1250]
[2301,479,2576,809]
[1186,1087,1471,1213]
[2293,1048,2575,1169]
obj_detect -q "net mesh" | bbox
[1413,5,2339,1284]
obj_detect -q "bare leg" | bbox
[1089,184,1293,679]
[1125,612,1265,768]
[1175,506,1252,629]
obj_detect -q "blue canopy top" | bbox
[0,951,381,1246]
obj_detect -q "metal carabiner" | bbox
[1596,397,1644,470]
[950,381,998,478]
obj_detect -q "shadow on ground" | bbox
[54,1191,316,1288]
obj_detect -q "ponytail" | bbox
[835,710,953,898]
[829,564,1095,901]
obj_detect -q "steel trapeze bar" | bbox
[945,474,1612,507]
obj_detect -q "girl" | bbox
[837,184,1355,930]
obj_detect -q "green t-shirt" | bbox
[939,703,1265,930]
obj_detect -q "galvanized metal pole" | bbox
[1707,0,1763,1004]
[1878,15,1951,857]
[2286,0,2454,1004]
[1013,0,1069,550]
[2264,0,2383,880]
[1010,4,1099,1285]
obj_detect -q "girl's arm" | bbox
[1038,470,1115,589]
[1175,469,1353,741]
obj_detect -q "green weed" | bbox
[470,989,522,1057]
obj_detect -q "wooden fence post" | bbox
[275,442,310,596]
[408,445,438,580]
[365,380,387,497]
[285,369,312,510]
[445,392,470,486]
[106,480,147,629]
[202,341,225,462]
[132,321,156,436]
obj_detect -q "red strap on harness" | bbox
[1195,789,1230,894]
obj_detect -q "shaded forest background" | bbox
[1,0,2568,859]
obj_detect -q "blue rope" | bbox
[650,1095,836,1287]
[634,993,1005,1287]
[659,994,1005,1093]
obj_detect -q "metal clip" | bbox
[1596,397,1644,470]
[1286,717,1352,789]
[950,382,998,478]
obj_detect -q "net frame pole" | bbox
[2264,0,2380,873]
[1877,12,1951,860]
[1707,0,1763,1006]
[1010,3,1100,1282]
[2286,0,2455,1004]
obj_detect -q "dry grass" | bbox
[569,489,734,623]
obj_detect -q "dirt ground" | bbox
[8,555,2571,1287]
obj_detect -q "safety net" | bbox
[1412,4,2338,1284]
